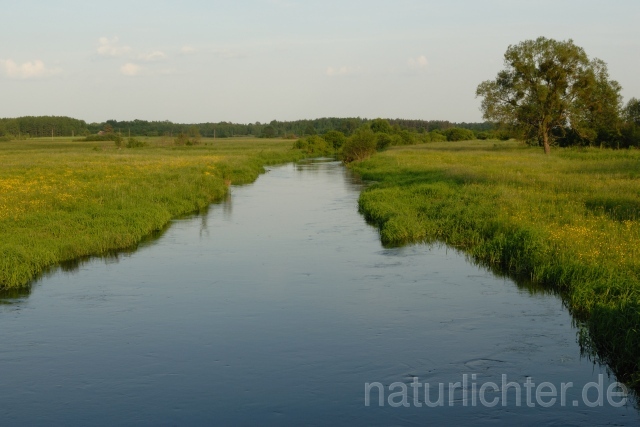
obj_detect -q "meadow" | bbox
[0,137,304,289]
[350,140,640,389]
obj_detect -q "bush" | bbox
[621,124,640,148]
[397,130,417,145]
[342,129,377,163]
[429,130,447,142]
[126,137,147,148]
[418,133,432,143]
[496,130,512,141]
[84,133,121,142]
[323,130,346,149]
[293,135,332,155]
[376,133,393,151]
[444,127,476,141]
[370,118,392,134]
[174,133,201,146]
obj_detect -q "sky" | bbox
[1,0,639,124]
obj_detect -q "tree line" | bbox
[0,115,499,140]
[0,116,88,139]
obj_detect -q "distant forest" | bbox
[0,115,494,139]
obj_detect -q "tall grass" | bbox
[350,140,640,389]
[0,137,304,288]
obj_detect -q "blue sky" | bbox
[1,0,639,124]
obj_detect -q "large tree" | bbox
[476,37,621,153]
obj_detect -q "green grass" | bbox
[0,136,305,288]
[350,139,640,389]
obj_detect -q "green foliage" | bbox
[0,116,88,137]
[444,127,475,141]
[341,128,378,163]
[2,116,495,142]
[323,130,346,149]
[370,118,392,134]
[350,140,640,390]
[340,118,361,136]
[174,131,201,146]
[303,124,317,136]
[428,130,447,142]
[621,123,640,148]
[0,137,305,289]
[113,133,123,148]
[625,98,640,126]
[293,135,332,155]
[375,133,392,151]
[476,37,622,153]
[83,133,122,143]
[262,125,276,138]
[126,137,147,148]
[418,133,432,143]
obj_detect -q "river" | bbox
[0,160,637,425]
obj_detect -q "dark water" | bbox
[0,160,637,426]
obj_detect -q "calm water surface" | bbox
[0,160,637,426]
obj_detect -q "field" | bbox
[0,137,304,289]
[350,140,640,389]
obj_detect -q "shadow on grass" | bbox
[398,140,524,153]
[358,168,488,189]
[585,196,640,221]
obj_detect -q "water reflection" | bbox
[0,160,637,425]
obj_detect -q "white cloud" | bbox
[97,37,132,57]
[1,59,61,79]
[325,66,361,77]
[139,50,167,61]
[120,63,142,76]
[181,45,197,54]
[408,55,428,69]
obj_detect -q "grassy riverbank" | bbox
[0,137,304,288]
[350,140,640,388]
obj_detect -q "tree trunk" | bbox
[543,132,551,154]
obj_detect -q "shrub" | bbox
[114,134,123,148]
[126,137,147,148]
[174,133,201,146]
[370,118,392,134]
[429,130,447,142]
[84,133,121,143]
[397,130,417,145]
[376,133,393,151]
[323,130,346,149]
[293,135,332,155]
[444,127,476,141]
[342,129,377,163]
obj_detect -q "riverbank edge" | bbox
[1,150,306,290]
[349,150,640,392]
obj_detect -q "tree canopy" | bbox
[476,37,622,153]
